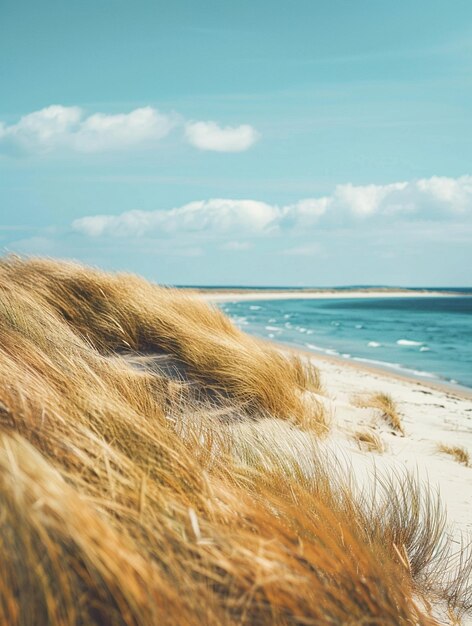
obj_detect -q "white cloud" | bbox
[0,106,82,154]
[0,105,260,156]
[0,105,176,155]
[185,121,259,152]
[72,175,472,240]
[281,197,331,227]
[333,182,407,217]
[328,176,472,221]
[416,176,472,214]
[73,199,279,238]
[73,107,176,152]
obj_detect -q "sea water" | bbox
[218,295,472,389]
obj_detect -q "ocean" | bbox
[218,295,472,390]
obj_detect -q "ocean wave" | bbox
[249,305,261,311]
[368,341,381,347]
[352,357,437,379]
[396,339,424,346]
[305,343,339,357]
[233,316,249,325]
[419,346,430,352]
[304,342,438,379]
[265,325,280,332]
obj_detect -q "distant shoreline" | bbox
[197,288,466,303]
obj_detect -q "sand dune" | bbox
[0,256,470,625]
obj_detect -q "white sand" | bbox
[203,289,458,303]
[310,354,472,536]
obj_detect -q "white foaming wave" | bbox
[355,324,363,329]
[249,305,261,310]
[397,339,424,346]
[305,343,339,357]
[419,346,430,352]
[304,344,437,379]
[352,356,437,379]
[265,325,280,332]
[233,316,249,325]
[368,341,381,348]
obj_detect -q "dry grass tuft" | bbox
[353,428,385,453]
[0,255,469,625]
[353,391,404,434]
[437,444,470,467]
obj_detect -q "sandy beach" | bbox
[203,290,472,541]
[305,352,472,536]
[199,289,462,302]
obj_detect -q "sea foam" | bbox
[396,339,423,347]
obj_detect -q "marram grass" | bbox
[0,255,470,625]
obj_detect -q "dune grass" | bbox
[353,391,405,435]
[353,428,385,453]
[0,255,470,625]
[437,444,470,467]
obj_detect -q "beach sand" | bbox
[304,352,472,535]
[198,288,461,302]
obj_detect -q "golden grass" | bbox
[353,391,405,434]
[0,255,470,624]
[437,444,470,467]
[0,255,325,430]
[353,428,385,453]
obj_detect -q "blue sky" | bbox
[1,0,471,285]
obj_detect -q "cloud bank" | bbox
[0,105,259,155]
[72,175,472,238]
[185,121,259,152]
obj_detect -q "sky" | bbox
[1,0,471,286]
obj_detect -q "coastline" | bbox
[291,344,472,401]
[200,290,472,399]
[198,289,463,303]
[199,290,472,544]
